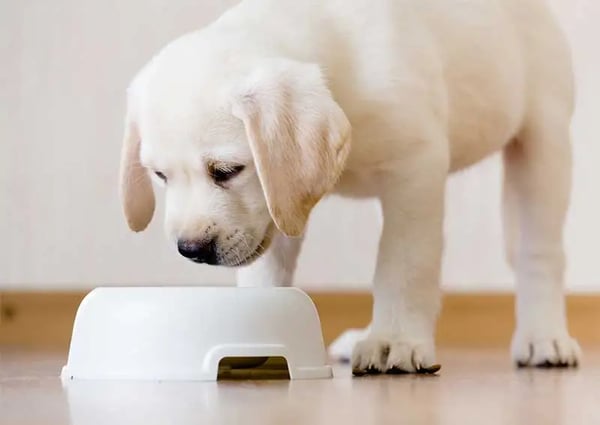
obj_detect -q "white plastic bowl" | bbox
[61,287,332,381]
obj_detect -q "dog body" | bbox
[120,0,580,372]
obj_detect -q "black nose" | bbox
[177,238,218,265]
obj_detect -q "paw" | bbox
[351,334,440,375]
[511,331,581,368]
[328,327,370,363]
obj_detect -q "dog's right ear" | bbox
[119,86,155,232]
[230,60,351,237]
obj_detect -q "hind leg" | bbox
[503,112,580,368]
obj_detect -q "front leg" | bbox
[237,231,304,287]
[352,152,447,374]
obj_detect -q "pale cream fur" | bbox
[120,0,580,372]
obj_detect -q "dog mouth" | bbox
[227,244,264,267]
[220,224,274,267]
[186,242,263,267]
[224,232,271,267]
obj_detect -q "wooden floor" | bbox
[1,348,600,425]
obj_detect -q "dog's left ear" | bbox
[118,88,155,232]
[231,60,351,237]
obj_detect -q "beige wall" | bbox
[1,0,599,291]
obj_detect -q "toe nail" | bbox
[418,364,442,374]
[386,367,410,375]
[352,368,367,377]
[366,366,381,375]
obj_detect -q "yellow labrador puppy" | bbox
[120,0,580,373]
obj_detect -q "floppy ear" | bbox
[231,60,351,237]
[119,100,155,232]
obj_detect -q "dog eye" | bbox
[154,171,167,182]
[210,164,245,184]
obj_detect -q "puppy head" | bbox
[119,48,350,266]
